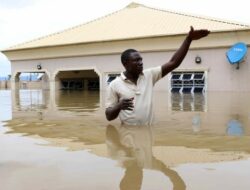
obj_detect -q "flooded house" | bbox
[1,3,250,189]
[1,2,250,93]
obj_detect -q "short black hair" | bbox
[121,49,138,64]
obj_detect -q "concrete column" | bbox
[11,88,20,112]
[42,73,50,90]
[48,79,57,111]
[84,79,88,90]
[11,72,21,91]
[10,79,17,90]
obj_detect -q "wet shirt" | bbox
[106,66,162,125]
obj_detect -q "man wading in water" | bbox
[105,26,210,125]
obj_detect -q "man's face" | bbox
[124,51,143,75]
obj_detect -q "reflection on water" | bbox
[106,124,186,190]
[171,93,206,112]
[227,119,244,136]
[56,90,100,113]
[13,90,48,112]
[13,90,100,114]
[1,89,250,190]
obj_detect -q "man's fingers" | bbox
[122,105,134,110]
[124,102,133,107]
[123,99,132,102]
[120,100,134,110]
[200,29,209,33]
[124,107,134,111]
[200,30,210,37]
[120,97,135,110]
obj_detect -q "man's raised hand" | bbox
[188,26,210,40]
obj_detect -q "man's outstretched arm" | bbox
[161,26,210,77]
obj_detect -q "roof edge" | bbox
[2,28,250,53]
[142,3,250,27]
[4,4,130,51]
[3,2,250,52]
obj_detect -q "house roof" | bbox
[4,2,250,51]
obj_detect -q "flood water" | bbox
[1,89,250,190]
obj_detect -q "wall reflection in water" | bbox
[56,90,100,113]
[2,90,250,189]
[13,89,100,112]
[12,89,101,120]
[14,89,49,111]
[5,90,250,151]
[7,89,105,145]
[171,93,206,112]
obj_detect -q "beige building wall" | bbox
[149,47,250,92]
[4,30,250,92]
[9,47,250,92]
[19,81,43,89]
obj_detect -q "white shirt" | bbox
[106,66,162,125]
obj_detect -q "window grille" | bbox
[170,71,207,111]
[171,71,205,93]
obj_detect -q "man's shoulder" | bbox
[143,66,162,76]
[109,76,122,87]
[143,66,162,84]
[144,66,161,73]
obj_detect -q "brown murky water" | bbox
[0,89,250,190]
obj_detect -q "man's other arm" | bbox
[105,98,134,121]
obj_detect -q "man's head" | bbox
[121,49,143,76]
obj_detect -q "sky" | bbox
[0,0,249,77]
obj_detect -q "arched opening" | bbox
[13,72,50,90]
[55,69,100,91]
[54,69,101,112]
